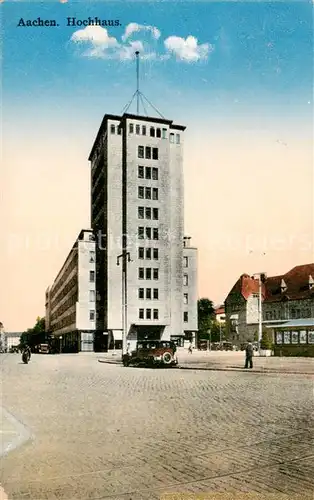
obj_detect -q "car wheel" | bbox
[162,352,173,365]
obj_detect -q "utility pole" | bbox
[117,251,131,356]
[258,274,262,355]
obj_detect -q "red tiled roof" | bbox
[226,264,314,304]
[215,307,225,315]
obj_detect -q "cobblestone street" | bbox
[1,353,313,500]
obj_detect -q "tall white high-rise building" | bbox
[89,113,198,352]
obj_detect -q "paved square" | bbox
[1,353,313,499]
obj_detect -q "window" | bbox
[153,288,159,299]
[89,310,95,321]
[183,256,188,267]
[146,288,152,299]
[184,311,188,322]
[170,133,174,143]
[153,208,159,220]
[89,234,95,241]
[152,148,158,160]
[183,274,188,286]
[153,309,159,319]
[184,293,188,304]
[150,127,155,137]
[152,188,158,200]
[89,271,95,282]
[89,251,95,263]
[146,227,152,239]
[276,332,282,344]
[142,125,146,136]
[146,207,151,219]
[138,146,144,158]
[291,331,298,344]
[138,186,144,199]
[145,146,151,159]
[136,124,140,135]
[138,247,144,259]
[145,187,151,199]
[146,248,151,259]
[176,134,180,144]
[138,166,144,178]
[138,207,144,219]
[138,288,144,299]
[156,128,161,138]
[283,331,291,344]
[89,290,95,302]
[152,167,158,180]
[145,167,151,179]
[139,308,144,319]
[162,128,167,139]
[129,123,134,134]
[117,127,122,135]
[300,330,307,343]
[139,268,144,279]
[153,268,159,280]
[153,248,159,260]
[146,268,152,279]
[308,331,314,344]
[153,228,159,240]
[110,124,115,134]
[146,309,151,319]
[138,227,144,239]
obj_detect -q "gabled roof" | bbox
[226,263,314,305]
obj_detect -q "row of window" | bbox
[139,268,159,280]
[275,330,314,344]
[139,308,159,320]
[138,186,159,200]
[138,146,158,160]
[138,207,159,220]
[110,122,181,144]
[138,166,158,180]
[265,309,312,321]
[139,288,159,300]
[138,227,159,240]
[138,247,159,260]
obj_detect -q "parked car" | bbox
[122,340,178,367]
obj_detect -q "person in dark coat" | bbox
[244,341,254,369]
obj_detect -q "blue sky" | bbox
[3,1,313,126]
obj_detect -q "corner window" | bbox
[138,146,144,158]
[152,148,158,160]
[129,123,134,134]
[162,128,167,139]
[153,309,159,320]
[117,127,122,135]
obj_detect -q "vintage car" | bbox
[122,340,178,367]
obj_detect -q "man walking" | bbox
[244,340,254,369]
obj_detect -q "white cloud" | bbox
[122,23,161,42]
[70,24,212,63]
[164,35,212,62]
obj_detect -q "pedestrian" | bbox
[244,340,253,369]
[188,341,193,354]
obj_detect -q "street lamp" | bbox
[117,251,132,356]
[59,335,62,354]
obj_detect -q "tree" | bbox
[198,298,215,340]
[260,329,273,350]
[20,317,47,350]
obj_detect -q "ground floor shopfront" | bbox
[269,319,314,357]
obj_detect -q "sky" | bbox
[1,0,313,331]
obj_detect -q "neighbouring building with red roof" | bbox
[215,305,225,323]
[224,264,314,345]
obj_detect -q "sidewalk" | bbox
[98,350,314,374]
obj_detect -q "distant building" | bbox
[45,229,96,353]
[215,305,225,324]
[0,322,6,352]
[225,263,314,345]
[5,332,21,351]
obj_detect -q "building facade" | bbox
[89,113,198,351]
[225,264,314,345]
[45,230,96,352]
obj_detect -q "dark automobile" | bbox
[122,340,178,367]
